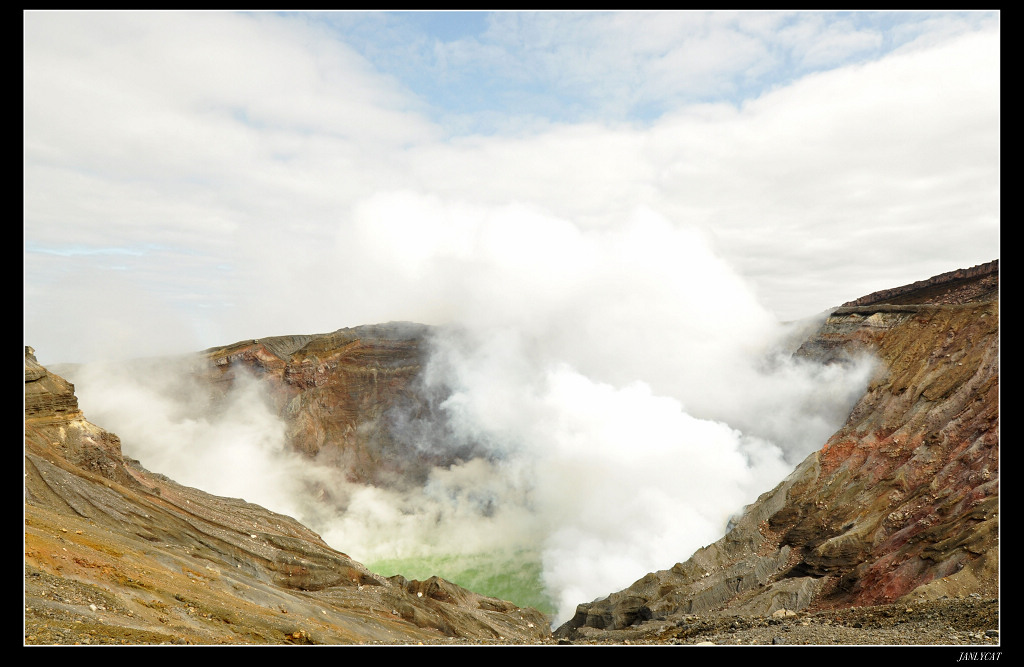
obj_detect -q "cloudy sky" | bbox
[24,10,999,365]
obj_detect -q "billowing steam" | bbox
[71,202,875,624]
[68,361,336,524]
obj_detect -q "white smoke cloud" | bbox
[403,334,871,622]
[26,11,988,627]
[322,197,876,622]
[25,15,998,367]
[69,359,347,527]
[67,198,874,625]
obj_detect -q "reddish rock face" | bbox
[193,267,998,636]
[196,323,444,486]
[556,265,998,636]
[786,300,998,608]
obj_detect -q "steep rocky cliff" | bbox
[25,261,998,645]
[24,347,549,645]
[555,262,998,639]
[194,322,441,487]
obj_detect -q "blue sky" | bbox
[317,11,994,128]
[24,10,999,363]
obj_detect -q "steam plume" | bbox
[71,203,874,624]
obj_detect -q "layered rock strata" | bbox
[556,266,998,638]
[25,347,549,645]
[195,322,439,486]
[841,259,997,308]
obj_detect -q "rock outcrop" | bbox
[841,259,997,308]
[194,322,440,486]
[24,347,549,645]
[555,263,998,639]
[26,260,999,645]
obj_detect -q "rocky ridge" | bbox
[841,260,998,308]
[555,263,998,642]
[25,261,1000,646]
[194,322,441,487]
[24,346,549,645]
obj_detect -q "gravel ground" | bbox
[549,595,1001,647]
[25,564,999,648]
[354,595,1002,647]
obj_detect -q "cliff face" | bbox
[555,264,998,637]
[25,346,133,489]
[194,322,439,486]
[840,259,998,308]
[26,260,998,644]
[24,347,549,645]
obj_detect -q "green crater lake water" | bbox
[368,551,555,616]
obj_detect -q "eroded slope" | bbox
[557,266,998,638]
[24,347,549,645]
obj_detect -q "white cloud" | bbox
[26,11,995,623]
[25,13,997,364]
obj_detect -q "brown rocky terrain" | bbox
[840,260,998,308]
[192,322,451,488]
[555,261,998,644]
[24,347,549,645]
[25,261,999,647]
